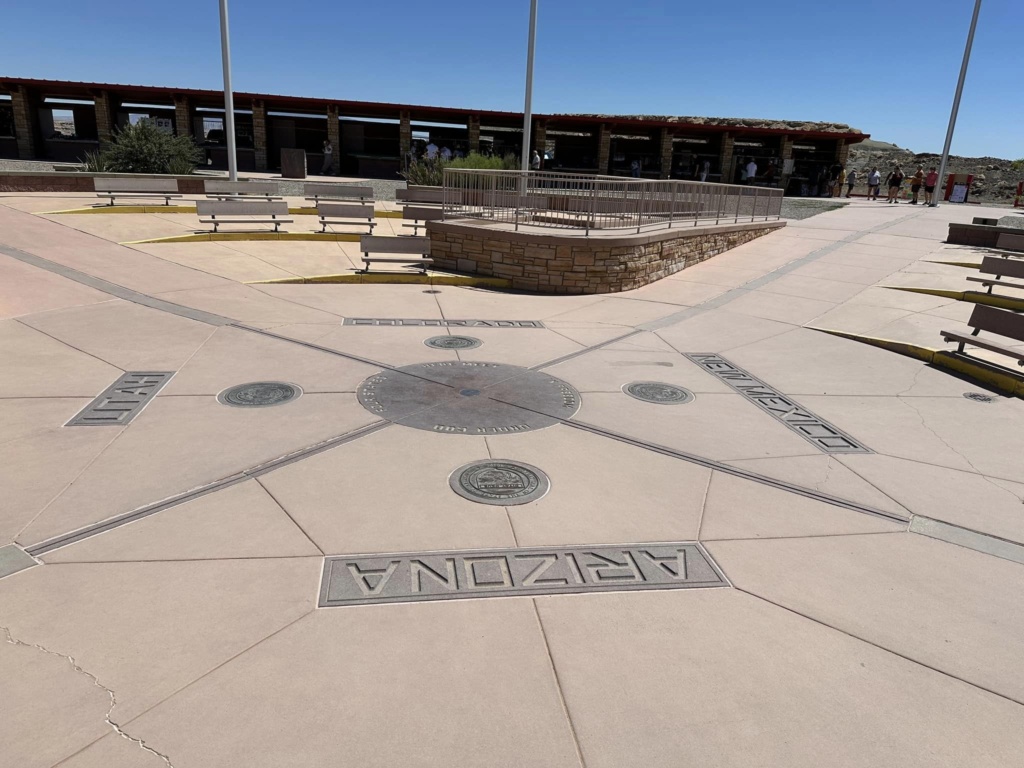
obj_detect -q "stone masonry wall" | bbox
[427,221,783,294]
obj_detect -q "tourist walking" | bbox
[924,166,939,205]
[700,159,710,182]
[867,167,881,199]
[321,140,335,175]
[745,158,757,185]
[885,166,905,203]
[909,166,925,204]
[425,140,439,160]
[531,149,542,171]
[630,159,641,178]
[833,166,846,197]
[846,168,857,197]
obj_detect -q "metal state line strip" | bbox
[25,421,392,556]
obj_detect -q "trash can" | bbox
[281,148,307,179]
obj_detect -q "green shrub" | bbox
[88,121,203,175]
[1012,158,1024,172]
[401,151,521,186]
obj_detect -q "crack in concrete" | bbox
[1,625,174,767]
[813,457,836,494]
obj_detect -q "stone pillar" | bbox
[252,99,267,172]
[835,139,850,167]
[466,114,479,154]
[532,119,547,154]
[326,105,340,175]
[11,85,39,159]
[658,128,674,179]
[173,95,192,138]
[93,90,117,147]
[719,132,735,184]
[597,123,611,174]
[401,111,413,156]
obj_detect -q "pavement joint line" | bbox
[0,244,235,326]
[731,586,1024,709]
[530,329,644,371]
[24,421,392,557]
[909,516,1024,566]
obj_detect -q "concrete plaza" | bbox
[1,191,1022,767]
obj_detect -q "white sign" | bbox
[949,183,968,203]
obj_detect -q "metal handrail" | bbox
[442,168,783,233]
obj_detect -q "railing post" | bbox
[669,182,676,229]
[637,182,645,234]
[751,185,758,223]
[588,179,596,236]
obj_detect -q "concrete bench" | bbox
[397,186,445,205]
[966,256,1024,295]
[95,177,181,206]
[316,202,375,234]
[203,180,282,200]
[305,184,374,204]
[995,233,1024,253]
[941,303,1024,368]
[360,235,432,273]
[195,200,293,232]
[402,205,444,235]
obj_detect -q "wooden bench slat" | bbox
[360,235,430,254]
[95,178,179,192]
[305,184,374,201]
[965,276,1024,291]
[978,255,1024,280]
[941,330,1024,364]
[995,232,1024,253]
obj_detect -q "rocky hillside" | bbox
[848,140,1023,202]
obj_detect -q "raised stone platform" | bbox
[427,218,785,294]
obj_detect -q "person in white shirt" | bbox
[745,159,757,185]
[425,141,439,160]
[530,150,541,171]
[321,140,334,175]
[867,167,881,200]
[440,146,452,161]
[700,160,709,182]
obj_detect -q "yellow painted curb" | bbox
[248,272,511,288]
[881,285,1024,312]
[43,205,394,217]
[924,260,983,269]
[809,326,1024,399]
[120,232,362,245]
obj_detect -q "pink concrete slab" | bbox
[253,283,446,318]
[453,327,587,368]
[550,296,694,327]
[485,425,710,545]
[617,279,730,307]
[536,588,1024,768]
[134,242,300,283]
[436,287,605,322]
[17,394,377,547]
[153,284,344,324]
[663,262,764,287]
[0,630,112,768]
[42,480,321,563]
[720,289,836,326]
[545,347,735,394]
[754,274,867,303]
[838,453,1024,544]
[125,601,582,768]
[723,454,910,517]
[19,299,215,371]
[275,324,461,366]
[808,302,915,335]
[699,470,905,540]
[541,321,642,348]
[0,558,320,724]
[0,255,112,319]
[846,285,959,312]
[654,307,794,354]
[0,319,123,398]
[0,397,92,446]
[53,732,168,768]
[259,427,516,554]
[159,325,378,395]
[708,532,1024,702]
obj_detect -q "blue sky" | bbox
[3,0,1020,158]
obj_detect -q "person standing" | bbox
[867,167,881,200]
[425,140,439,160]
[845,168,857,197]
[530,149,542,171]
[630,159,641,178]
[321,140,335,176]
[924,166,939,205]
[700,159,710,183]
[745,158,757,185]
[440,145,452,161]
[885,165,905,203]
[834,166,846,197]
[909,165,925,204]
[764,161,777,187]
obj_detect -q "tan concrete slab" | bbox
[846,285,959,312]
[152,283,344,324]
[755,274,867,304]
[19,299,215,371]
[708,532,1024,702]
[42,480,321,563]
[574,392,820,462]
[541,320,642,348]
[453,327,587,368]
[159,325,378,395]
[0,428,117,545]
[134,242,300,283]
[808,302,915,335]
[838,453,1024,544]
[551,295,691,327]
[435,286,605,322]
[17,393,377,547]
[39,211,195,242]
[0,397,92,446]
[0,627,112,768]
[720,289,836,326]
[536,588,1024,768]
[699,470,905,540]
[663,262,765,287]
[789,258,905,285]
[0,319,123,398]
[0,255,113,320]
[259,427,516,554]
[617,278,729,306]
[485,425,709,545]
[126,601,582,768]
[241,282,443,318]
[653,308,794,354]
[272,324,461,366]
[55,732,168,768]
[0,557,320,723]
[723,454,910,517]
[545,346,735,394]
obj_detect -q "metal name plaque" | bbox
[66,372,174,426]
[685,353,870,454]
[343,318,545,328]
[319,543,727,607]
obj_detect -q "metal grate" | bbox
[66,372,174,426]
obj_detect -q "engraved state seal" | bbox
[449,460,550,505]
[218,382,302,408]
[623,381,694,405]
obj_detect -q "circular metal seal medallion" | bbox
[357,361,580,434]
[449,460,550,505]
[623,381,694,405]
[963,391,995,403]
[217,381,302,408]
[424,335,482,350]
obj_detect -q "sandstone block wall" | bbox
[427,220,784,294]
